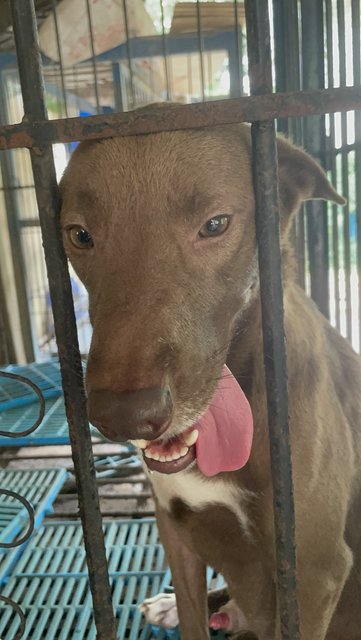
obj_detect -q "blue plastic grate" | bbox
[0,518,225,639]
[0,396,106,447]
[0,468,68,581]
[0,362,62,412]
[0,519,165,639]
[0,397,70,447]
[93,452,141,478]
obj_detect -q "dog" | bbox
[60,105,361,639]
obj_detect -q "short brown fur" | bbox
[60,110,361,640]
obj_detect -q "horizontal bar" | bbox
[0,86,360,150]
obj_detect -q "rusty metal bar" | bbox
[160,0,171,101]
[273,0,302,138]
[337,0,352,341]
[232,0,242,97]
[326,0,341,331]
[0,85,360,150]
[244,1,300,638]
[352,0,361,351]
[301,0,330,320]
[112,62,124,112]
[196,0,206,101]
[50,0,68,118]
[122,0,135,109]
[9,1,117,639]
[273,0,305,290]
[85,0,101,114]
[0,263,14,363]
[0,78,35,363]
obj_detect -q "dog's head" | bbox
[60,116,343,473]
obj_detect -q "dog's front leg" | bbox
[156,505,209,640]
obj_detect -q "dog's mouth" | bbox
[131,365,254,477]
[131,427,199,474]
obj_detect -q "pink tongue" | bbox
[195,365,253,477]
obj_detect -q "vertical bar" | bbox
[244,2,300,639]
[160,0,171,101]
[196,0,206,101]
[239,27,245,96]
[0,76,35,363]
[228,41,241,99]
[112,62,124,112]
[85,0,101,115]
[122,0,135,109]
[301,0,330,319]
[0,261,15,363]
[352,0,361,351]
[207,53,213,99]
[273,0,305,288]
[232,0,242,97]
[10,2,117,639]
[187,53,193,99]
[337,0,352,342]
[51,0,68,118]
[326,0,341,331]
[272,0,302,141]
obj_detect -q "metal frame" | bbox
[1,0,361,638]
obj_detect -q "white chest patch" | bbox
[148,467,251,534]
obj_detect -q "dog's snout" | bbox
[87,386,173,441]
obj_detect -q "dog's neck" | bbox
[226,296,274,491]
[227,297,263,399]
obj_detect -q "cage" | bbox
[0,1,360,639]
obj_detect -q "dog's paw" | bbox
[209,599,248,633]
[139,593,179,629]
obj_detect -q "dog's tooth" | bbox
[171,452,181,460]
[183,429,199,447]
[131,439,148,449]
[165,455,173,462]
[180,446,188,457]
[159,455,167,462]
[144,450,160,461]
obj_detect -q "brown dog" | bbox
[60,110,361,640]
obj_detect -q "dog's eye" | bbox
[67,226,94,249]
[198,215,231,239]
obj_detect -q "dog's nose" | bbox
[87,386,173,441]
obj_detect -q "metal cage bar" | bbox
[85,0,101,115]
[9,1,117,638]
[0,85,361,150]
[244,1,300,638]
[160,0,171,102]
[326,0,341,331]
[337,0,352,341]
[352,0,361,351]
[301,0,330,320]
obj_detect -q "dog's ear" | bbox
[276,136,345,233]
